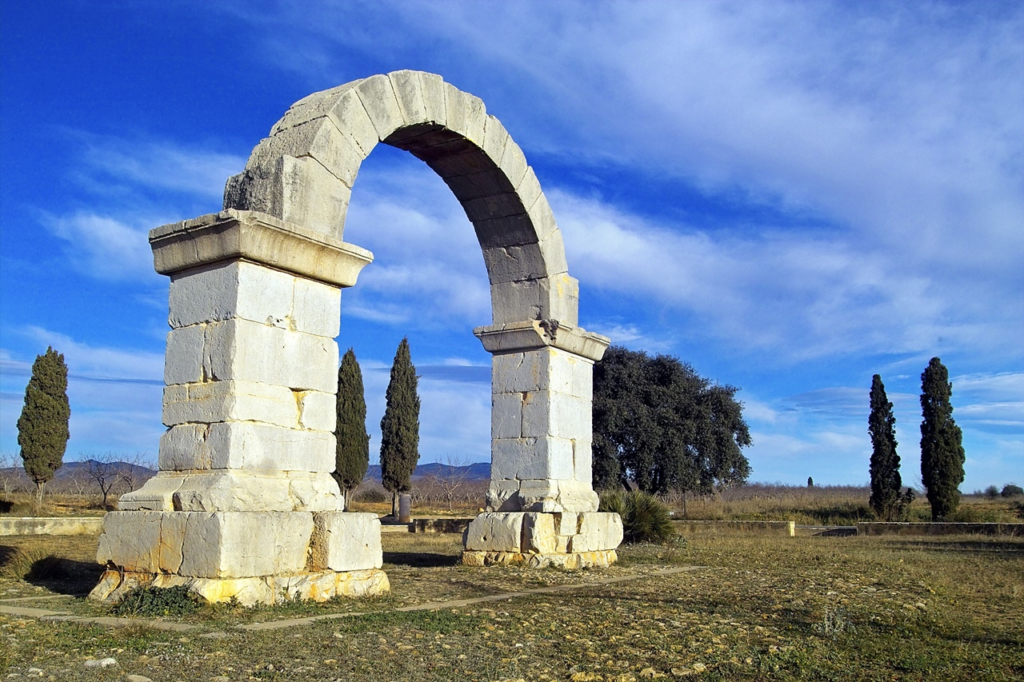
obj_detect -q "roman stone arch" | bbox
[224,70,576,329]
[90,72,621,606]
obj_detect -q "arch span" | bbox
[223,70,576,327]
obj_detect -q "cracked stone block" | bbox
[310,512,383,572]
[570,512,624,553]
[463,512,525,552]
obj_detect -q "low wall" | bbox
[856,522,1024,537]
[412,518,473,534]
[674,520,796,537]
[0,517,105,536]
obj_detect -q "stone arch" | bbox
[223,70,575,327]
[91,72,619,606]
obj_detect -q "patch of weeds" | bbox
[111,584,201,617]
[813,604,857,638]
[334,609,484,635]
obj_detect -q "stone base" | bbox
[96,510,382,578]
[462,549,617,569]
[462,511,622,568]
[89,568,390,607]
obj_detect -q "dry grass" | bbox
[667,484,1024,524]
[2,526,1022,680]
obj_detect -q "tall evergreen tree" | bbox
[380,338,420,517]
[920,357,965,521]
[868,374,904,520]
[333,348,369,511]
[17,347,70,508]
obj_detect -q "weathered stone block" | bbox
[310,512,383,572]
[571,512,624,552]
[202,318,338,392]
[485,479,521,512]
[278,154,352,239]
[178,511,314,578]
[491,392,523,440]
[355,74,404,141]
[491,436,575,481]
[164,325,205,385]
[162,380,297,429]
[159,422,334,473]
[292,276,342,338]
[522,512,558,554]
[481,116,510,167]
[463,512,524,552]
[168,261,292,330]
[117,473,186,511]
[327,87,380,158]
[521,391,593,441]
[557,511,579,536]
[389,70,428,126]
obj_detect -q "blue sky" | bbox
[1,1,1021,489]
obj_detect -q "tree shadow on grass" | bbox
[383,552,460,568]
[885,539,1024,555]
[24,557,103,596]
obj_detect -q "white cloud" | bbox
[0,331,165,455]
[72,132,244,201]
[44,211,158,281]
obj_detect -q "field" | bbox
[2,524,1022,681]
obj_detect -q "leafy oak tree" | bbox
[380,338,420,517]
[593,346,751,495]
[17,347,70,508]
[333,348,369,511]
[868,374,911,520]
[920,357,965,521]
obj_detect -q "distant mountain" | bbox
[364,462,490,483]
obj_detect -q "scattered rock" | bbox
[691,662,706,673]
[27,669,44,678]
[126,675,154,682]
[84,658,117,669]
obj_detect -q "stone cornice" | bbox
[149,209,373,287]
[473,320,610,361]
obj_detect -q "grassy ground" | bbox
[2,528,1022,681]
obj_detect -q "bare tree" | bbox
[430,455,471,512]
[118,452,156,493]
[0,451,28,496]
[85,454,125,510]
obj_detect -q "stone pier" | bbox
[462,322,621,568]
[90,211,388,606]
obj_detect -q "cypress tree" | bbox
[333,348,369,511]
[920,357,965,521]
[380,338,420,517]
[868,374,903,520]
[17,347,70,508]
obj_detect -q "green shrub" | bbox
[599,490,675,544]
[984,485,1000,499]
[112,585,201,617]
[1001,484,1023,498]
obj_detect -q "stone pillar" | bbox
[462,321,623,568]
[89,210,389,606]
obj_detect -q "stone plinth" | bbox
[464,322,621,567]
[90,212,386,605]
[462,511,622,567]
